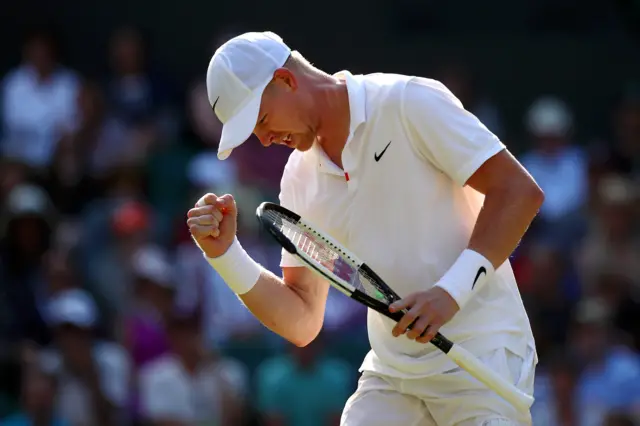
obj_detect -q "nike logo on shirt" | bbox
[374,141,392,162]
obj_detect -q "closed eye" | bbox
[258,114,267,125]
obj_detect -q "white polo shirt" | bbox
[279,71,536,378]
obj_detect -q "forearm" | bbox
[435,169,543,308]
[468,184,543,268]
[238,269,327,347]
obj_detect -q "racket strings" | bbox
[264,210,396,304]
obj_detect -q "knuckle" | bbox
[403,314,417,324]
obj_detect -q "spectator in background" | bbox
[139,312,248,426]
[255,336,352,426]
[0,183,56,346]
[2,361,69,426]
[589,83,640,184]
[519,243,579,348]
[46,80,129,216]
[124,245,174,370]
[41,289,131,426]
[0,27,79,171]
[104,25,177,157]
[575,175,640,292]
[521,96,588,250]
[81,195,153,328]
[122,245,174,423]
[569,298,640,426]
[531,351,578,426]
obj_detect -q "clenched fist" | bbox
[187,193,237,258]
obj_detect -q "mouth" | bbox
[282,134,294,147]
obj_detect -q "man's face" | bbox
[253,69,316,152]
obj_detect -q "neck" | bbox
[312,73,351,169]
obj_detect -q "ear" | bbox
[272,68,298,92]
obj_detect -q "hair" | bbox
[285,50,327,77]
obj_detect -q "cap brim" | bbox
[217,80,270,160]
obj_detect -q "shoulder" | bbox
[401,76,463,111]
[359,72,412,110]
[359,73,461,125]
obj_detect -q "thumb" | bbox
[389,293,417,313]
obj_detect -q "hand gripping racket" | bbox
[256,202,534,412]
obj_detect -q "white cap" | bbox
[206,31,291,160]
[48,289,98,328]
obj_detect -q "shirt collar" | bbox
[314,70,367,175]
[336,70,367,136]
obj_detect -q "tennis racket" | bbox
[255,201,534,412]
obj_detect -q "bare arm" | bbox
[188,193,329,348]
[238,266,330,347]
[465,149,545,267]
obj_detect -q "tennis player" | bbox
[188,31,544,426]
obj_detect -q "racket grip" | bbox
[446,345,534,412]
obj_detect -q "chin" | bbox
[294,135,315,152]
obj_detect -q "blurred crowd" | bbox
[0,23,638,426]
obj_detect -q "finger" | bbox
[406,312,434,340]
[186,215,219,228]
[389,293,417,313]
[392,305,420,337]
[416,321,443,344]
[189,224,217,239]
[212,208,223,222]
[195,193,218,208]
[187,205,215,218]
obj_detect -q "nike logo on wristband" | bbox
[472,267,486,289]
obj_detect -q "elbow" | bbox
[510,177,544,218]
[290,317,323,348]
[527,180,545,211]
[291,336,315,348]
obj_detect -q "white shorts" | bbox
[341,347,535,426]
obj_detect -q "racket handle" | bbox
[446,345,534,412]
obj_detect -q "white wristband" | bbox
[204,237,263,295]
[434,249,495,309]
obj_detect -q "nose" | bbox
[254,131,270,147]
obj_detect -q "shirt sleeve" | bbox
[278,162,304,268]
[402,77,505,186]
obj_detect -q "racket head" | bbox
[256,202,404,317]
